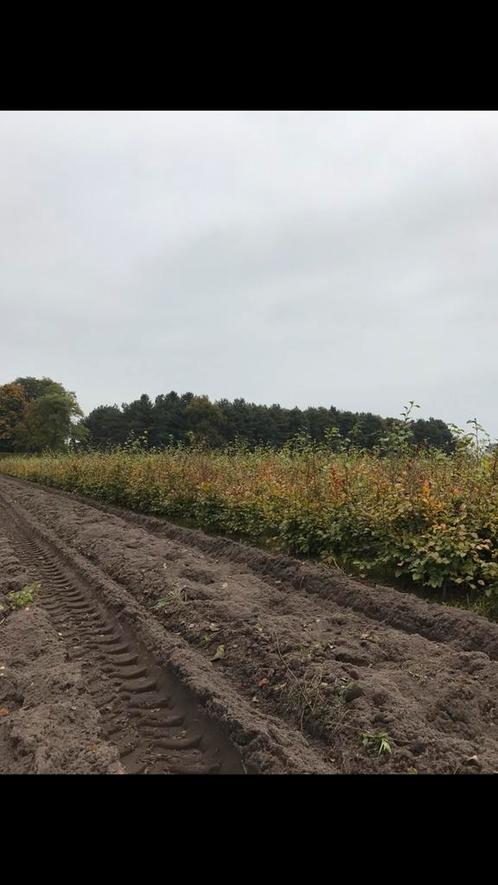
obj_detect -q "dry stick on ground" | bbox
[273,630,329,733]
[273,629,352,748]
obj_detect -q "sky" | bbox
[1,110,498,435]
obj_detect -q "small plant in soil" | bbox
[199,633,219,648]
[7,581,41,610]
[361,730,392,755]
[152,587,188,609]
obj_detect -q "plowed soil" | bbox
[1,474,498,774]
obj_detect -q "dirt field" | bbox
[1,474,498,774]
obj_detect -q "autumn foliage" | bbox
[2,439,498,612]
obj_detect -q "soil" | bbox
[1,473,498,775]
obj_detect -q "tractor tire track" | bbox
[0,496,244,775]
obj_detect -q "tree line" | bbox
[82,391,454,453]
[0,378,455,454]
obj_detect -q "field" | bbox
[1,472,498,774]
[1,444,498,614]
[2,447,498,774]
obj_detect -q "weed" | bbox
[7,581,41,610]
[152,586,188,609]
[361,730,392,755]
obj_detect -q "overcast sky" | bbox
[1,110,498,434]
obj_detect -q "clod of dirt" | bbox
[343,683,364,702]
[463,755,481,769]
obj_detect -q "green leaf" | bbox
[152,597,171,609]
[212,644,225,661]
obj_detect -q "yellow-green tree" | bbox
[0,376,83,453]
[15,391,83,452]
[0,383,28,451]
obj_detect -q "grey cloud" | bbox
[1,111,498,436]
